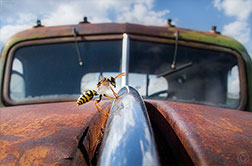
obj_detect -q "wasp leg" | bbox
[94,96,109,117]
[109,86,119,99]
[104,93,116,101]
[94,100,109,117]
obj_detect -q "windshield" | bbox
[10,40,122,101]
[129,40,241,108]
[9,38,241,108]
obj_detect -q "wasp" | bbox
[77,72,126,117]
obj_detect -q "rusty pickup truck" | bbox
[0,19,252,166]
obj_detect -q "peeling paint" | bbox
[0,101,112,165]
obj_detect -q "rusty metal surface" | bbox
[3,23,246,55]
[0,101,111,165]
[146,100,252,165]
[82,102,111,164]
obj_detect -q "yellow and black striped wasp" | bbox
[77,72,126,117]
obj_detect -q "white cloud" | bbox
[16,13,37,25]
[222,20,251,43]
[213,0,252,54]
[0,0,169,47]
[116,3,169,25]
[0,24,32,43]
[0,12,36,44]
[213,0,222,10]
[42,1,117,26]
[214,0,252,21]
[43,4,85,26]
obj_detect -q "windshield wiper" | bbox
[157,30,193,77]
[171,31,179,70]
[157,62,193,77]
[72,27,83,66]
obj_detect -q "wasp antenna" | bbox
[115,72,126,79]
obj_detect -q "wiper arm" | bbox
[171,31,179,70]
[157,62,193,77]
[72,27,83,66]
[157,30,193,77]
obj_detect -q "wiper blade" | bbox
[72,27,83,66]
[157,62,193,77]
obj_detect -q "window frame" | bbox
[128,35,247,110]
[3,34,123,105]
[3,33,247,110]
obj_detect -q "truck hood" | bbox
[1,99,252,165]
[146,100,252,165]
[0,101,111,165]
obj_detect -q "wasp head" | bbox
[97,76,106,88]
[109,77,116,88]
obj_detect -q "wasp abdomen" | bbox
[77,90,98,106]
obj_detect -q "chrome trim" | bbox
[121,33,130,86]
[98,86,160,166]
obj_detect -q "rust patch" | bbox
[19,146,59,166]
[146,100,252,166]
[83,102,112,164]
[3,23,246,58]
[0,101,112,165]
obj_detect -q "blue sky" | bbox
[0,0,251,55]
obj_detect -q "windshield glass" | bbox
[129,40,241,108]
[10,40,122,101]
[9,38,241,109]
